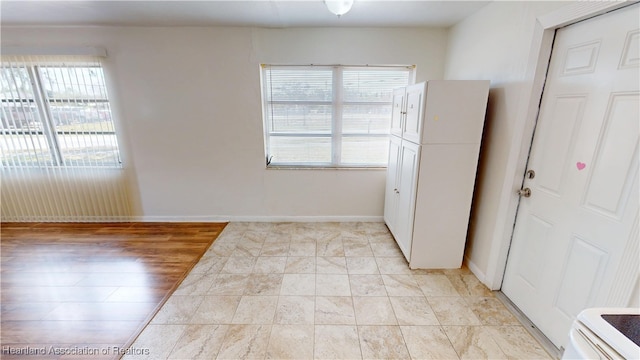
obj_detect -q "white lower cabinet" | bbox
[384,137,420,259]
[383,136,402,236]
[384,80,489,269]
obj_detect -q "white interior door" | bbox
[502,3,639,348]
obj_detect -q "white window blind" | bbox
[261,65,412,167]
[1,55,121,168]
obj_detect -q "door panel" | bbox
[390,88,405,138]
[561,40,600,76]
[402,83,425,144]
[384,135,402,235]
[535,95,586,196]
[502,3,640,348]
[395,140,420,261]
[619,29,639,69]
[583,93,639,218]
[554,236,608,318]
[516,214,554,290]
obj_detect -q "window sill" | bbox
[266,166,387,170]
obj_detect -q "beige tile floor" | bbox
[123,222,551,360]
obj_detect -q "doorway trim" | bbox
[483,1,637,290]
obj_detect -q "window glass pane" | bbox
[341,136,389,165]
[1,67,34,100]
[342,104,392,134]
[270,137,331,164]
[265,69,332,102]
[1,67,44,131]
[1,66,55,167]
[343,69,410,102]
[57,133,120,166]
[1,133,54,167]
[262,65,411,167]
[1,61,121,168]
[49,103,114,132]
[1,103,42,131]
[39,67,108,100]
[268,104,332,133]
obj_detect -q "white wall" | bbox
[1,26,447,220]
[444,1,566,286]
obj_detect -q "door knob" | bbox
[518,188,531,197]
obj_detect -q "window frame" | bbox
[1,60,122,169]
[261,64,414,169]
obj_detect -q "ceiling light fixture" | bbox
[324,0,354,17]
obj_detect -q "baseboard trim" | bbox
[464,255,497,290]
[3,215,386,223]
[134,215,384,223]
[0,216,133,223]
[127,216,231,222]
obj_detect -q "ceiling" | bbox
[0,1,491,28]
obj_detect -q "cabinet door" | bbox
[383,135,402,235]
[395,140,420,261]
[402,83,426,144]
[390,88,406,137]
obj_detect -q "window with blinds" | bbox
[261,65,413,167]
[1,56,121,168]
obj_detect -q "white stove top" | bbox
[577,308,640,359]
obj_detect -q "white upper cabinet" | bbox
[390,87,406,137]
[390,81,490,145]
[402,83,426,143]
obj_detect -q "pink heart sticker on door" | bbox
[576,162,586,170]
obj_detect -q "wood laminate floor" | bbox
[0,222,226,360]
